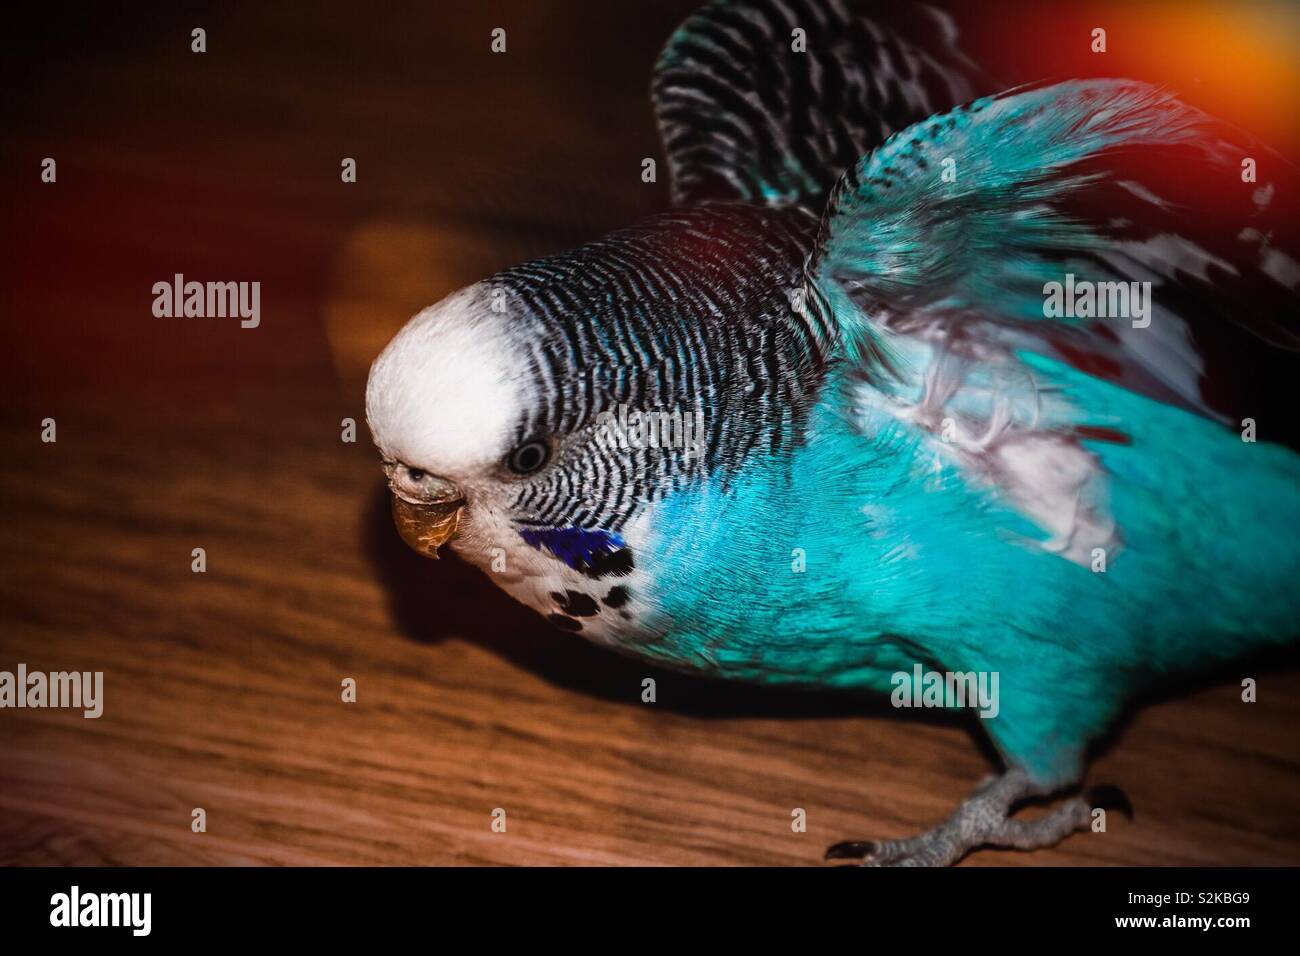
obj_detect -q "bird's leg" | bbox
[825,770,1129,866]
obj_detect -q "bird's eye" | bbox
[507,439,550,476]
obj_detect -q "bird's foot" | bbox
[825,770,1131,867]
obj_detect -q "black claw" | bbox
[1086,784,1135,820]
[824,840,876,861]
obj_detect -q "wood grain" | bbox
[1,0,1297,867]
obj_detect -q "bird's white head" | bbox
[365,281,555,562]
[367,284,528,489]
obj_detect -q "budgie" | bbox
[365,0,1300,865]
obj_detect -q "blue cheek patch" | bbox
[518,527,635,580]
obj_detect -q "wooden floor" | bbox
[1,1,1298,866]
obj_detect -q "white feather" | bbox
[366,283,528,480]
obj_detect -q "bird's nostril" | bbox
[406,467,426,482]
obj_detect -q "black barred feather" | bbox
[652,0,987,205]
[495,204,827,531]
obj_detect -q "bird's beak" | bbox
[391,496,464,559]
[386,472,465,560]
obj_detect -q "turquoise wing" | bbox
[801,79,1300,561]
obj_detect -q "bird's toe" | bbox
[823,840,877,862]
